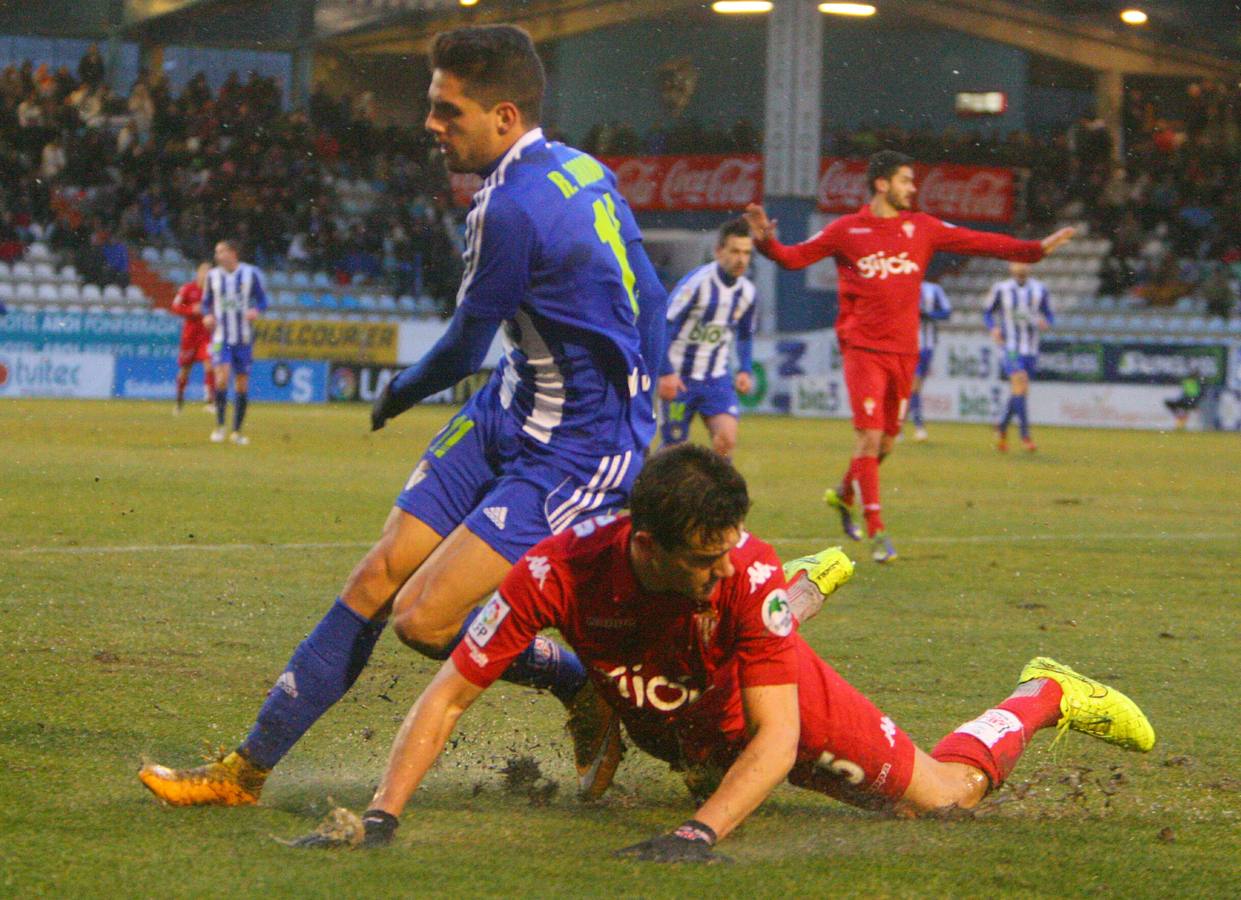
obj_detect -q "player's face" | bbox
[425,70,506,174]
[881,166,917,211]
[214,242,238,270]
[642,526,741,602]
[715,236,753,279]
[1010,262,1029,283]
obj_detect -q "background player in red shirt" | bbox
[170,262,214,413]
[283,445,1154,859]
[745,152,1075,562]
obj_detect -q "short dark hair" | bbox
[430,25,545,124]
[629,444,751,551]
[716,216,751,247]
[866,150,914,194]
[217,238,242,255]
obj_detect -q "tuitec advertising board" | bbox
[0,350,115,398]
[113,356,328,403]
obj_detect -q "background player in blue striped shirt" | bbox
[202,239,267,445]
[657,218,756,458]
[984,262,1053,452]
[908,276,952,442]
[140,25,668,808]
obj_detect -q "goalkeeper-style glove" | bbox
[371,382,396,431]
[613,820,729,863]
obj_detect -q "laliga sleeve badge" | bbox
[761,589,794,637]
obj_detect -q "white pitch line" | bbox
[4,531,1237,556]
[767,532,1239,546]
[3,540,374,556]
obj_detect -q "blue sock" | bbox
[233,391,249,432]
[436,606,586,704]
[1014,395,1029,438]
[909,391,923,427]
[215,391,227,427]
[240,598,385,769]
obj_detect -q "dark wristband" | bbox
[672,819,717,846]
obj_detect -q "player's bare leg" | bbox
[210,362,231,442]
[389,524,512,654]
[174,363,192,414]
[703,413,739,459]
[203,360,215,408]
[139,510,446,806]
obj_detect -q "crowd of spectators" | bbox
[0,44,1235,320]
[0,45,462,307]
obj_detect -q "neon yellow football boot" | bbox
[783,547,855,599]
[139,749,269,807]
[783,547,855,624]
[1019,657,1156,752]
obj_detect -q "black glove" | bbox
[281,808,399,849]
[613,820,729,864]
[371,382,395,431]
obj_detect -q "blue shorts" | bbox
[915,348,935,379]
[660,375,740,445]
[395,382,642,563]
[213,342,253,375]
[1001,352,1038,378]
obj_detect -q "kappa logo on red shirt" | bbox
[856,250,920,280]
[863,397,877,416]
[527,555,551,589]
[902,221,915,238]
[747,561,777,593]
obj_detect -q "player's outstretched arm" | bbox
[1039,227,1076,255]
[371,310,501,430]
[285,659,485,848]
[744,204,837,271]
[615,682,799,862]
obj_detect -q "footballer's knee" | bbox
[390,599,457,657]
[711,432,736,458]
[900,756,988,815]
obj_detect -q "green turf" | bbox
[2,399,1238,898]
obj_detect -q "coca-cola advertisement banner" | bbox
[453,155,1013,223]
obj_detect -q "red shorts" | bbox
[178,339,211,368]
[843,347,917,436]
[656,637,916,811]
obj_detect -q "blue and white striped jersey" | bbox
[984,277,1053,355]
[664,263,756,381]
[455,128,665,453]
[203,263,267,346]
[918,282,952,352]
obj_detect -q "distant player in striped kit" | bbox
[908,277,951,442]
[202,239,267,445]
[658,218,757,458]
[984,262,1053,452]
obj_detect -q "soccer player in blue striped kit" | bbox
[658,218,757,458]
[140,25,668,807]
[908,277,951,442]
[203,239,267,445]
[985,262,1053,452]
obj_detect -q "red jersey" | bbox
[171,281,210,348]
[758,207,1044,355]
[452,514,798,762]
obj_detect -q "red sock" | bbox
[175,372,188,404]
[930,678,1064,787]
[838,457,859,505]
[855,455,882,536]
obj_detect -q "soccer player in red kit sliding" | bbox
[745,151,1075,562]
[170,262,214,414]
[284,445,1154,860]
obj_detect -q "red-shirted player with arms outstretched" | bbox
[283,445,1153,860]
[170,261,214,414]
[745,151,1075,562]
